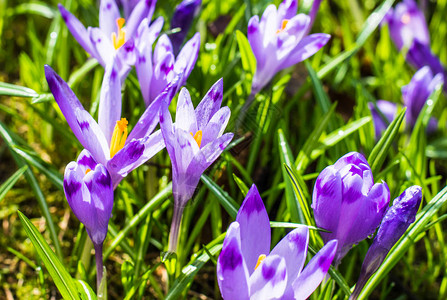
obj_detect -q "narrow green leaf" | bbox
[305,61,332,115]
[201,174,239,219]
[0,82,39,97]
[235,30,256,76]
[0,165,28,202]
[75,280,98,300]
[368,108,405,175]
[18,211,80,300]
[232,173,249,195]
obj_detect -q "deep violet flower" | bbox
[64,149,113,287]
[402,66,444,129]
[217,184,338,300]
[247,0,330,95]
[384,0,447,85]
[368,100,397,139]
[45,64,179,189]
[350,186,422,300]
[312,152,390,265]
[59,0,157,79]
[136,28,200,106]
[159,79,234,252]
[170,0,202,55]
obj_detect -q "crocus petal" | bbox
[126,0,157,38]
[235,184,271,273]
[201,106,231,147]
[98,62,121,144]
[127,93,163,142]
[248,255,287,299]
[58,4,95,57]
[89,27,114,66]
[269,226,309,285]
[77,149,99,171]
[170,0,202,55]
[151,52,175,100]
[116,38,137,69]
[277,0,297,21]
[369,100,397,138]
[259,4,279,46]
[217,222,250,300]
[99,0,120,38]
[176,88,198,133]
[174,129,200,175]
[136,41,154,106]
[75,109,110,165]
[174,32,200,86]
[311,166,342,243]
[276,14,311,61]
[136,17,164,51]
[279,33,330,70]
[247,16,265,70]
[292,239,338,299]
[45,65,86,146]
[195,78,223,130]
[107,138,145,184]
[333,152,369,171]
[84,163,113,245]
[154,34,174,64]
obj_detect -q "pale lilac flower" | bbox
[247,0,330,95]
[402,66,444,129]
[312,152,390,265]
[350,186,422,300]
[170,0,202,55]
[136,27,200,106]
[217,184,338,299]
[59,0,157,79]
[368,100,397,139]
[159,79,233,252]
[64,149,113,287]
[45,64,179,189]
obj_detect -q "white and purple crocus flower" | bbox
[384,0,446,85]
[64,149,113,288]
[159,78,234,252]
[45,64,178,189]
[59,0,157,79]
[369,65,444,137]
[312,152,390,265]
[217,184,338,299]
[247,0,330,95]
[350,186,422,300]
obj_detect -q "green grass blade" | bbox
[232,173,249,195]
[0,165,28,202]
[235,30,256,77]
[368,108,406,175]
[0,82,39,97]
[18,211,80,300]
[201,174,239,219]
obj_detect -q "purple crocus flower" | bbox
[402,66,444,129]
[136,28,200,106]
[350,186,422,300]
[58,0,157,79]
[247,0,330,95]
[170,0,202,55]
[64,149,113,287]
[159,79,234,252]
[368,100,397,139]
[312,152,390,265]
[385,0,447,86]
[45,64,178,189]
[217,184,338,299]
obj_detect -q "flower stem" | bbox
[168,205,185,253]
[94,243,104,290]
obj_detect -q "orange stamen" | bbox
[110,118,128,158]
[85,168,92,175]
[276,19,289,34]
[255,254,267,270]
[112,18,126,49]
[190,130,203,148]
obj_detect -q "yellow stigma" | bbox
[190,130,203,148]
[110,118,128,158]
[255,254,267,270]
[276,19,289,34]
[112,18,126,49]
[85,168,92,175]
[401,13,411,24]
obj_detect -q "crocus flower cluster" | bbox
[64,149,114,287]
[217,184,338,299]
[59,0,157,79]
[384,0,446,85]
[350,186,422,299]
[160,79,234,252]
[247,0,330,95]
[312,152,390,265]
[369,66,444,137]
